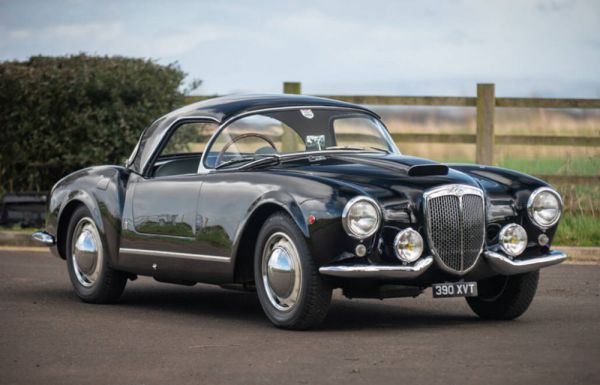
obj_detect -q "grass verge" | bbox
[553,214,600,247]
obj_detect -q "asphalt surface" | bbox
[1,250,598,385]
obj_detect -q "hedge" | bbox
[0,54,192,193]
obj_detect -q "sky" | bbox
[1,0,599,97]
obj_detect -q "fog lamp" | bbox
[499,223,528,257]
[394,228,423,263]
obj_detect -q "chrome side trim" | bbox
[119,248,230,263]
[484,250,567,275]
[32,231,56,246]
[318,256,433,279]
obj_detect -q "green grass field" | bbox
[497,157,600,176]
[553,215,600,247]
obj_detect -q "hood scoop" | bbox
[325,154,449,177]
[408,164,449,177]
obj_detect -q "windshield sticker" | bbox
[300,109,314,119]
[306,135,325,151]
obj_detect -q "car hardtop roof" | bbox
[166,93,379,123]
[128,94,379,175]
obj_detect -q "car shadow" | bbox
[321,298,480,331]
[20,281,493,332]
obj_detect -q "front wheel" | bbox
[66,206,127,303]
[254,212,332,330]
[466,270,539,320]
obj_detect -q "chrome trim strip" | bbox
[527,187,563,229]
[318,256,433,279]
[119,248,230,263]
[423,184,486,275]
[484,250,567,275]
[31,231,56,246]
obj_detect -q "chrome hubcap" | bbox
[261,232,302,312]
[71,218,103,287]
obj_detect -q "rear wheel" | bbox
[66,206,127,303]
[466,270,539,320]
[254,212,332,329]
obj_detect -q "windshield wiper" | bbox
[239,155,280,170]
[325,145,390,154]
[215,155,279,170]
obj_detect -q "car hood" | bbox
[279,153,480,204]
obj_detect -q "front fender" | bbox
[449,163,560,246]
[231,190,308,263]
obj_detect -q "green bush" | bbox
[0,54,192,193]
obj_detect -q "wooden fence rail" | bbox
[185,81,600,184]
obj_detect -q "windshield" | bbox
[204,108,399,169]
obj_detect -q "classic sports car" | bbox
[33,94,567,329]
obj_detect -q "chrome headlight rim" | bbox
[499,223,528,257]
[393,228,424,263]
[527,187,563,229]
[342,196,382,239]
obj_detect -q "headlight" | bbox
[527,187,562,228]
[499,223,528,256]
[342,196,381,239]
[394,228,424,263]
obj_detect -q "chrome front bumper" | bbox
[483,250,567,275]
[319,250,567,279]
[318,256,434,279]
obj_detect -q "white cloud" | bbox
[0,0,598,96]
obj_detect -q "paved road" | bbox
[1,250,598,385]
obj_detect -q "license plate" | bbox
[432,282,478,298]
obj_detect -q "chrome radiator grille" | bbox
[424,185,485,274]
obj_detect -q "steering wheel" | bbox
[215,133,277,167]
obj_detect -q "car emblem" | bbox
[449,185,465,196]
[300,109,314,119]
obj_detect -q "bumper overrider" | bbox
[318,250,567,279]
[32,231,56,245]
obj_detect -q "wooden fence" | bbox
[185,82,600,185]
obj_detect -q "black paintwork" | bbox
[44,95,559,289]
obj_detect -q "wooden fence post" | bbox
[476,83,495,165]
[283,82,302,94]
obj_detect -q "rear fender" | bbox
[48,166,128,265]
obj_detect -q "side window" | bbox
[152,121,218,177]
[161,122,218,156]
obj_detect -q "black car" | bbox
[33,94,567,329]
